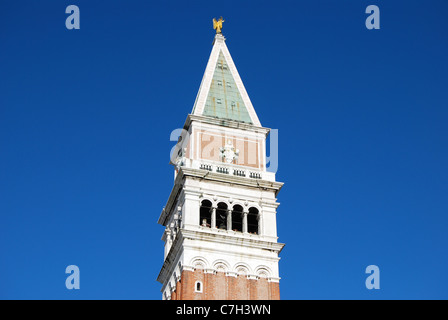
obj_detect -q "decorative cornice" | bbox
[247,274,259,280]
[184,114,269,136]
[157,230,184,285]
[181,228,285,253]
[182,167,283,194]
[225,271,238,278]
[181,265,195,272]
[157,172,184,226]
[204,268,216,274]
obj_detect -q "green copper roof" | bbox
[202,52,253,124]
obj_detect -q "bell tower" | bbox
[157,21,284,300]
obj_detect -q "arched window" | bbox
[195,281,203,293]
[216,202,228,230]
[248,207,259,234]
[199,200,212,227]
[232,205,243,232]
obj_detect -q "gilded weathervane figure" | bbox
[213,17,225,34]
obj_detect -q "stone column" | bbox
[165,228,172,258]
[210,206,217,229]
[227,208,232,231]
[242,210,248,233]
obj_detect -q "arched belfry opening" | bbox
[248,207,259,235]
[216,202,228,230]
[232,205,244,232]
[200,200,212,227]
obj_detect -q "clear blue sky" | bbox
[1,0,447,299]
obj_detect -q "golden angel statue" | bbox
[213,17,225,34]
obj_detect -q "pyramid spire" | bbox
[191,31,261,127]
